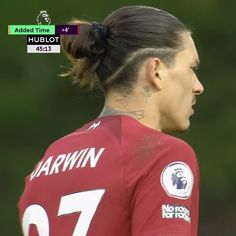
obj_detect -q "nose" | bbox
[193,77,204,95]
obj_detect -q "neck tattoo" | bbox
[99,105,145,120]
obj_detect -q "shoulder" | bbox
[126,134,199,201]
[41,116,123,157]
[120,116,198,177]
[44,131,80,154]
[120,115,196,157]
[150,134,199,200]
[129,134,199,235]
[162,134,196,159]
[159,133,197,168]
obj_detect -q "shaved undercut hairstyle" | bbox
[61,5,190,92]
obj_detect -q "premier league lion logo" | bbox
[36,10,51,25]
[171,168,187,190]
[161,162,193,199]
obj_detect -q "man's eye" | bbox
[191,66,198,73]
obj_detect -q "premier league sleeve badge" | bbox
[160,161,194,199]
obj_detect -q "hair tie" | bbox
[92,22,109,40]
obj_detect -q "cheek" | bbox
[159,69,194,131]
[168,71,192,100]
[163,71,193,115]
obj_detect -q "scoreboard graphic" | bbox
[8,25,79,54]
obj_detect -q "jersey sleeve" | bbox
[130,138,199,236]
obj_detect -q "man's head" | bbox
[136,32,204,132]
[61,5,190,88]
[61,5,204,131]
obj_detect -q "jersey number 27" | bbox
[22,189,105,236]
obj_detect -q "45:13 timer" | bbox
[36,46,51,52]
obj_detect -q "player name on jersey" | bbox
[30,147,105,180]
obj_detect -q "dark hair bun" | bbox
[61,20,108,60]
[60,20,109,89]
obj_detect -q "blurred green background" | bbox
[1,0,235,235]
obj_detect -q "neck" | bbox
[98,86,162,131]
[99,102,162,132]
[99,105,145,120]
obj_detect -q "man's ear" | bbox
[145,57,164,90]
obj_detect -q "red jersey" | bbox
[18,115,199,236]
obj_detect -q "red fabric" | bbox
[18,115,199,236]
